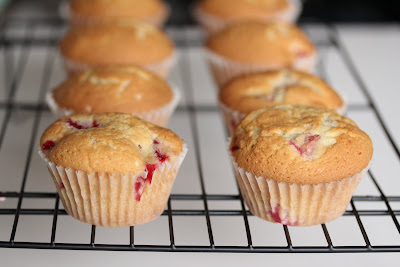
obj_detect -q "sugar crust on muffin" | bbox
[230,106,373,184]
[219,69,344,113]
[51,65,173,114]
[40,113,184,174]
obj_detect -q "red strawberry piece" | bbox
[289,134,320,157]
[145,164,157,184]
[66,119,99,129]
[230,145,239,152]
[295,50,309,57]
[155,150,169,162]
[42,140,55,151]
[134,176,146,201]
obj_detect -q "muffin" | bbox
[46,65,180,126]
[39,113,187,227]
[219,69,345,134]
[205,21,317,87]
[59,22,176,78]
[193,0,301,34]
[67,0,170,27]
[229,106,373,226]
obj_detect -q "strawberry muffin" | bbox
[229,106,373,226]
[59,22,176,78]
[47,65,180,126]
[219,69,345,134]
[67,0,169,27]
[205,21,317,87]
[193,0,301,34]
[39,113,187,227]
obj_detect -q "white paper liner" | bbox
[39,144,187,227]
[61,51,178,79]
[193,0,301,35]
[219,101,246,136]
[228,146,370,226]
[59,0,170,28]
[219,96,347,136]
[46,84,181,127]
[205,48,318,89]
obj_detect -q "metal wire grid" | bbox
[0,17,399,253]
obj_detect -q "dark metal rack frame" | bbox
[0,15,399,253]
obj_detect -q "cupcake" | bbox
[46,65,180,127]
[39,113,187,227]
[59,22,176,78]
[229,106,373,226]
[219,69,345,134]
[67,0,170,27]
[205,21,317,87]
[193,0,301,34]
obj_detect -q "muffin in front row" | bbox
[219,69,345,134]
[66,0,170,27]
[229,106,373,226]
[59,21,176,78]
[47,65,180,127]
[39,113,187,227]
[193,0,301,34]
[205,21,317,88]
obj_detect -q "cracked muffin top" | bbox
[70,0,167,21]
[51,65,173,113]
[206,21,315,66]
[59,22,174,65]
[220,69,344,113]
[198,0,290,20]
[40,113,184,174]
[230,106,373,184]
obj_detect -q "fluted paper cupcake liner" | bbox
[46,85,181,127]
[192,0,301,35]
[39,144,187,227]
[60,51,178,79]
[219,101,246,136]
[219,99,347,136]
[205,49,317,89]
[228,147,369,226]
[59,0,170,28]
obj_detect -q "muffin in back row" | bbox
[194,0,301,34]
[219,69,345,135]
[205,21,317,87]
[47,65,180,127]
[66,0,170,27]
[59,22,176,78]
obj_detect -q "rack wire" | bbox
[0,6,400,253]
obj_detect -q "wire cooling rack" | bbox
[0,13,400,253]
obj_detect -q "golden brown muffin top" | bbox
[59,22,174,65]
[40,113,184,174]
[206,21,315,65]
[52,65,173,114]
[70,0,166,19]
[230,106,373,184]
[198,0,289,20]
[220,69,343,113]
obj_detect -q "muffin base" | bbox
[46,84,181,127]
[60,51,178,79]
[205,49,317,89]
[39,144,187,227]
[229,149,369,226]
[59,0,170,28]
[192,0,301,35]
